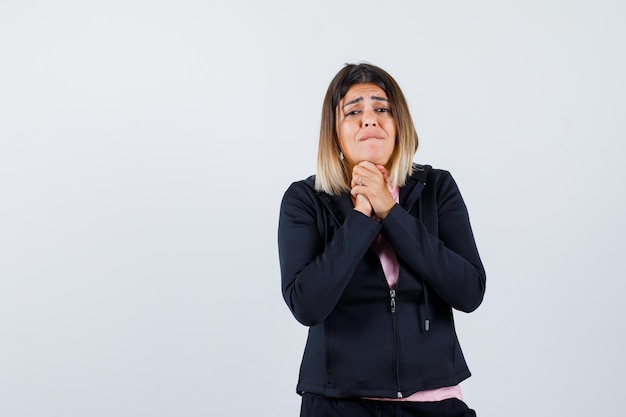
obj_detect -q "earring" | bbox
[339,151,344,161]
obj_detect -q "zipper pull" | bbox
[390,289,396,313]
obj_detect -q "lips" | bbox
[358,133,384,141]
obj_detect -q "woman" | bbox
[278,63,486,417]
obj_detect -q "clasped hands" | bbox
[350,161,396,219]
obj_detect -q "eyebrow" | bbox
[342,96,389,108]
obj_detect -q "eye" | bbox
[345,110,361,117]
[375,107,390,113]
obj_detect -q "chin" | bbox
[368,156,391,166]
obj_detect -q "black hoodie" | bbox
[278,164,486,398]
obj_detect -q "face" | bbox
[336,83,396,170]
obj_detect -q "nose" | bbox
[362,109,377,127]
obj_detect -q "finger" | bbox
[351,175,364,188]
[353,193,372,216]
[354,161,380,176]
[350,187,365,199]
[353,167,383,188]
[376,164,390,182]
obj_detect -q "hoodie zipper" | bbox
[389,288,403,398]
[373,251,403,399]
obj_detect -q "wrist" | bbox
[376,202,395,219]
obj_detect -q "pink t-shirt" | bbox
[369,185,462,402]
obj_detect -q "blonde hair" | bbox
[315,63,419,195]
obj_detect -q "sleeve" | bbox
[380,171,486,312]
[277,182,381,326]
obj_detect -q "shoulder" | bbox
[410,163,455,184]
[283,175,317,196]
[411,164,462,202]
[280,175,320,210]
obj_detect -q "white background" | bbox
[1,1,625,416]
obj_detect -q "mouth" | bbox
[358,134,384,141]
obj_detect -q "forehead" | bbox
[342,83,388,102]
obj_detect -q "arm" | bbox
[381,171,486,312]
[278,182,381,326]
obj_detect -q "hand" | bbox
[353,193,372,217]
[350,162,396,219]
